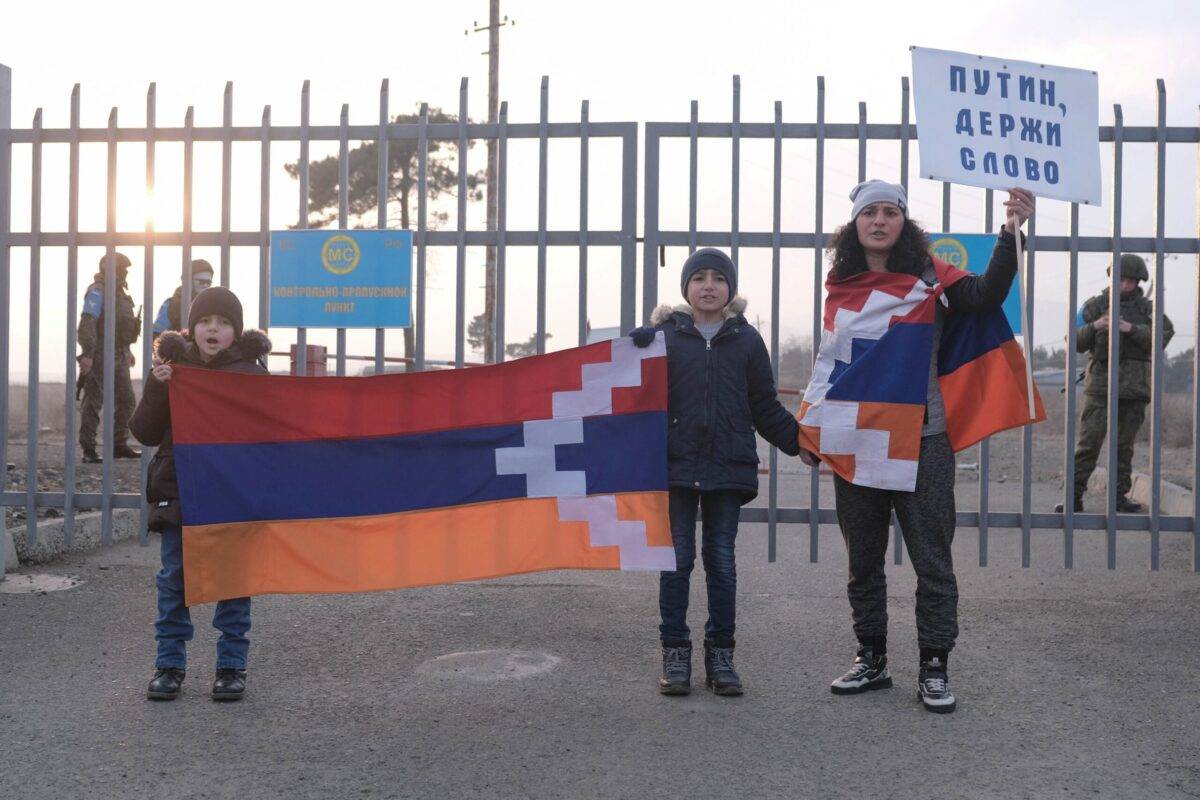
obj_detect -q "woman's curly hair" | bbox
[827,217,932,279]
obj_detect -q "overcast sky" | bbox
[3,0,1198,380]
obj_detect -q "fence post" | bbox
[0,64,11,579]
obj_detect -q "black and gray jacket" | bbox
[648,296,800,503]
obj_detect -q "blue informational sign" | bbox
[929,233,1022,334]
[269,230,412,328]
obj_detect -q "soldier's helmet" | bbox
[1107,253,1149,282]
[98,251,132,275]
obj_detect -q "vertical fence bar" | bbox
[620,122,637,335]
[375,80,388,375]
[980,189,994,566]
[0,65,9,571]
[730,75,740,264]
[24,109,42,546]
[899,78,909,192]
[809,76,825,562]
[857,102,867,183]
[688,101,698,254]
[578,100,589,347]
[63,84,80,546]
[455,79,468,368]
[337,103,349,377]
[101,107,118,542]
[1065,201,1079,569]
[494,101,508,362]
[1107,104,1124,569]
[296,82,310,376]
[259,105,271,331]
[1195,102,1200,572]
[139,84,156,545]
[536,76,549,354]
[642,123,659,324]
[767,100,782,562]
[220,82,232,288]
[181,107,194,324]
[1149,79,1167,571]
[1022,210,1037,567]
[416,103,428,371]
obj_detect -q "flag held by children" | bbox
[798,258,1044,491]
[170,334,674,605]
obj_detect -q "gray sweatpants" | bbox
[833,433,959,651]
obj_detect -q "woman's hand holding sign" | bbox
[1004,187,1036,234]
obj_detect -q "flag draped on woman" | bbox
[797,257,1044,491]
[169,334,674,605]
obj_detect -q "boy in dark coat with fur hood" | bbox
[129,287,271,702]
[631,248,801,696]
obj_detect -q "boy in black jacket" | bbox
[129,287,271,702]
[631,248,800,695]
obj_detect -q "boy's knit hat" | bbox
[680,248,737,302]
[850,179,908,220]
[187,286,244,338]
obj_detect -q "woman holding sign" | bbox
[797,180,1038,713]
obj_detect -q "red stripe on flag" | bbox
[171,340,665,445]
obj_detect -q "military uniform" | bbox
[77,253,141,461]
[153,259,214,338]
[1070,254,1174,510]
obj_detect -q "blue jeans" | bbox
[658,487,742,644]
[155,525,252,671]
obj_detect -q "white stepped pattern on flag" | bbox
[494,333,674,570]
[800,285,929,491]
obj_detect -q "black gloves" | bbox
[629,326,656,348]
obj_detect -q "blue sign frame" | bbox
[269,230,412,329]
[929,232,1022,334]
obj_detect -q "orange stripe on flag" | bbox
[182,492,670,605]
[855,402,925,461]
[940,340,1046,451]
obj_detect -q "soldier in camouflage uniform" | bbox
[152,259,213,339]
[1061,254,1174,513]
[77,252,142,463]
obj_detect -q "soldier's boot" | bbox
[1054,494,1084,514]
[113,444,141,459]
[1116,496,1144,513]
[81,446,102,464]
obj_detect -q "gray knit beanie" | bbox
[680,248,737,301]
[850,179,908,220]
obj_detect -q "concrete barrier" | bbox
[5,509,142,567]
[1086,468,1193,516]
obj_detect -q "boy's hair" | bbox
[827,217,931,279]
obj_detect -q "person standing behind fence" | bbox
[799,180,1034,713]
[130,287,271,702]
[1057,254,1174,514]
[77,252,141,463]
[152,259,214,339]
[629,248,801,697]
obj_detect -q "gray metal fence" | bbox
[643,75,1200,571]
[2,67,1198,573]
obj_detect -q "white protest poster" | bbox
[910,46,1101,206]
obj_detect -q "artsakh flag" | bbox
[169,333,674,605]
[797,257,1045,491]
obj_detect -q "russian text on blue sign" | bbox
[270,230,412,329]
[929,233,1022,335]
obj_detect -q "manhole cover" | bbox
[0,574,84,594]
[417,649,561,683]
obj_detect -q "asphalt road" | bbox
[1,519,1197,800]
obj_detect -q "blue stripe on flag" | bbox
[938,308,1013,377]
[176,411,667,526]
[824,322,931,405]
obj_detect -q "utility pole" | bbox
[467,2,514,362]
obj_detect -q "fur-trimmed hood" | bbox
[649,295,748,327]
[155,328,272,364]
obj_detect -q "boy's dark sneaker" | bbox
[146,667,185,700]
[113,444,141,459]
[81,447,102,464]
[1116,496,1144,513]
[703,639,743,696]
[917,657,956,713]
[830,647,892,695]
[211,669,246,701]
[657,641,692,695]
